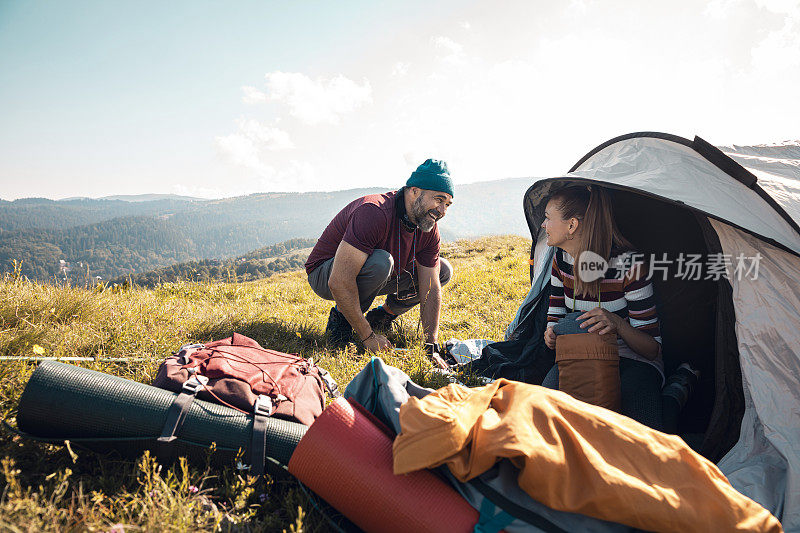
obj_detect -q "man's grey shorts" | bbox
[307,249,452,313]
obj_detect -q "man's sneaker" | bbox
[365,306,396,332]
[325,307,353,349]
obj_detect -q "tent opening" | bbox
[608,188,745,460]
[503,178,748,461]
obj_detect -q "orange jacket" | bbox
[393,379,782,533]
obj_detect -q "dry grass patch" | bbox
[0,235,531,531]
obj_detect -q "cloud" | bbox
[214,118,294,179]
[700,0,800,75]
[236,118,294,150]
[392,62,410,77]
[751,0,800,70]
[263,71,372,125]
[175,159,319,197]
[214,133,266,174]
[755,0,800,14]
[751,17,800,70]
[247,160,318,193]
[241,85,267,104]
[267,159,318,191]
[432,36,465,64]
[213,2,800,196]
[567,0,591,16]
[703,0,739,19]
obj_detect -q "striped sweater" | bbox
[548,249,663,375]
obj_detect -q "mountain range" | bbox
[0,178,535,283]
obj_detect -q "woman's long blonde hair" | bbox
[549,185,632,298]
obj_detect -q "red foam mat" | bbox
[288,397,479,533]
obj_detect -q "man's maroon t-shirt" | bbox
[304,190,440,275]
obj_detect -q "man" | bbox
[305,159,454,353]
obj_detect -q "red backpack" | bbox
[153,332,339,471]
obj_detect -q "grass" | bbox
[0,235,531,532]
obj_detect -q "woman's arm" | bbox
[577,308,661,360]
[579,255,662,360]
[615,318,661,360]
[547,254,567,325]
[544,255,566,349]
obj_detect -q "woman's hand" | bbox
[578,308,622,335]
[544,326,557,349]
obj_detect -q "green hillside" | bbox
[0,235,531,532]
[113,238,316,287]
[0,180,533,284]
[0,197,198,232]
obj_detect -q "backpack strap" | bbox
[473,497,515,533]
[156,372,208,464]
[469,476,567,533]
[250,394,274,476]
[317,366,341,398]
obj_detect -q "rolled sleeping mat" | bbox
[288,397,480,533]
[15,361,306,469]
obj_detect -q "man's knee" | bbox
[360,249,394,282]
[307,259,335,301]
[439,258,453,287]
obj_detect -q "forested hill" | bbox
[0,197,199,232]
[0,178,533,283]
[114,238,315,287]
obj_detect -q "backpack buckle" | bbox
[318,367,341,398]
[181,373,208,394]
[254,395,273,417]
[175,343,205,364]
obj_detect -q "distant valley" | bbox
[0,178,535,283]
[113,238,316,287]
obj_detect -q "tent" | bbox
[501,132,800,530]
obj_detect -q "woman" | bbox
[540,185,664,430]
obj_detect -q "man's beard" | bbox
[411,195,439,232]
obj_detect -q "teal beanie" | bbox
[406,159,454,197]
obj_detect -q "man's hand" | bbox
[363,332,392,352]
[544,326,557,349]
[430,354,449,370]
[425,342,449,369]
[578,308,622,335]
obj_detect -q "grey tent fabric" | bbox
[711,219,800,528]
[565,136,800,255]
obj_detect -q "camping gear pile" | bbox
[13,333,339,474]
[14,360,306,470]
[8,132,799,531]
[150,333,338,472]
[12,354,783,532]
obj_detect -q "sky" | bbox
[0,0,798,200]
